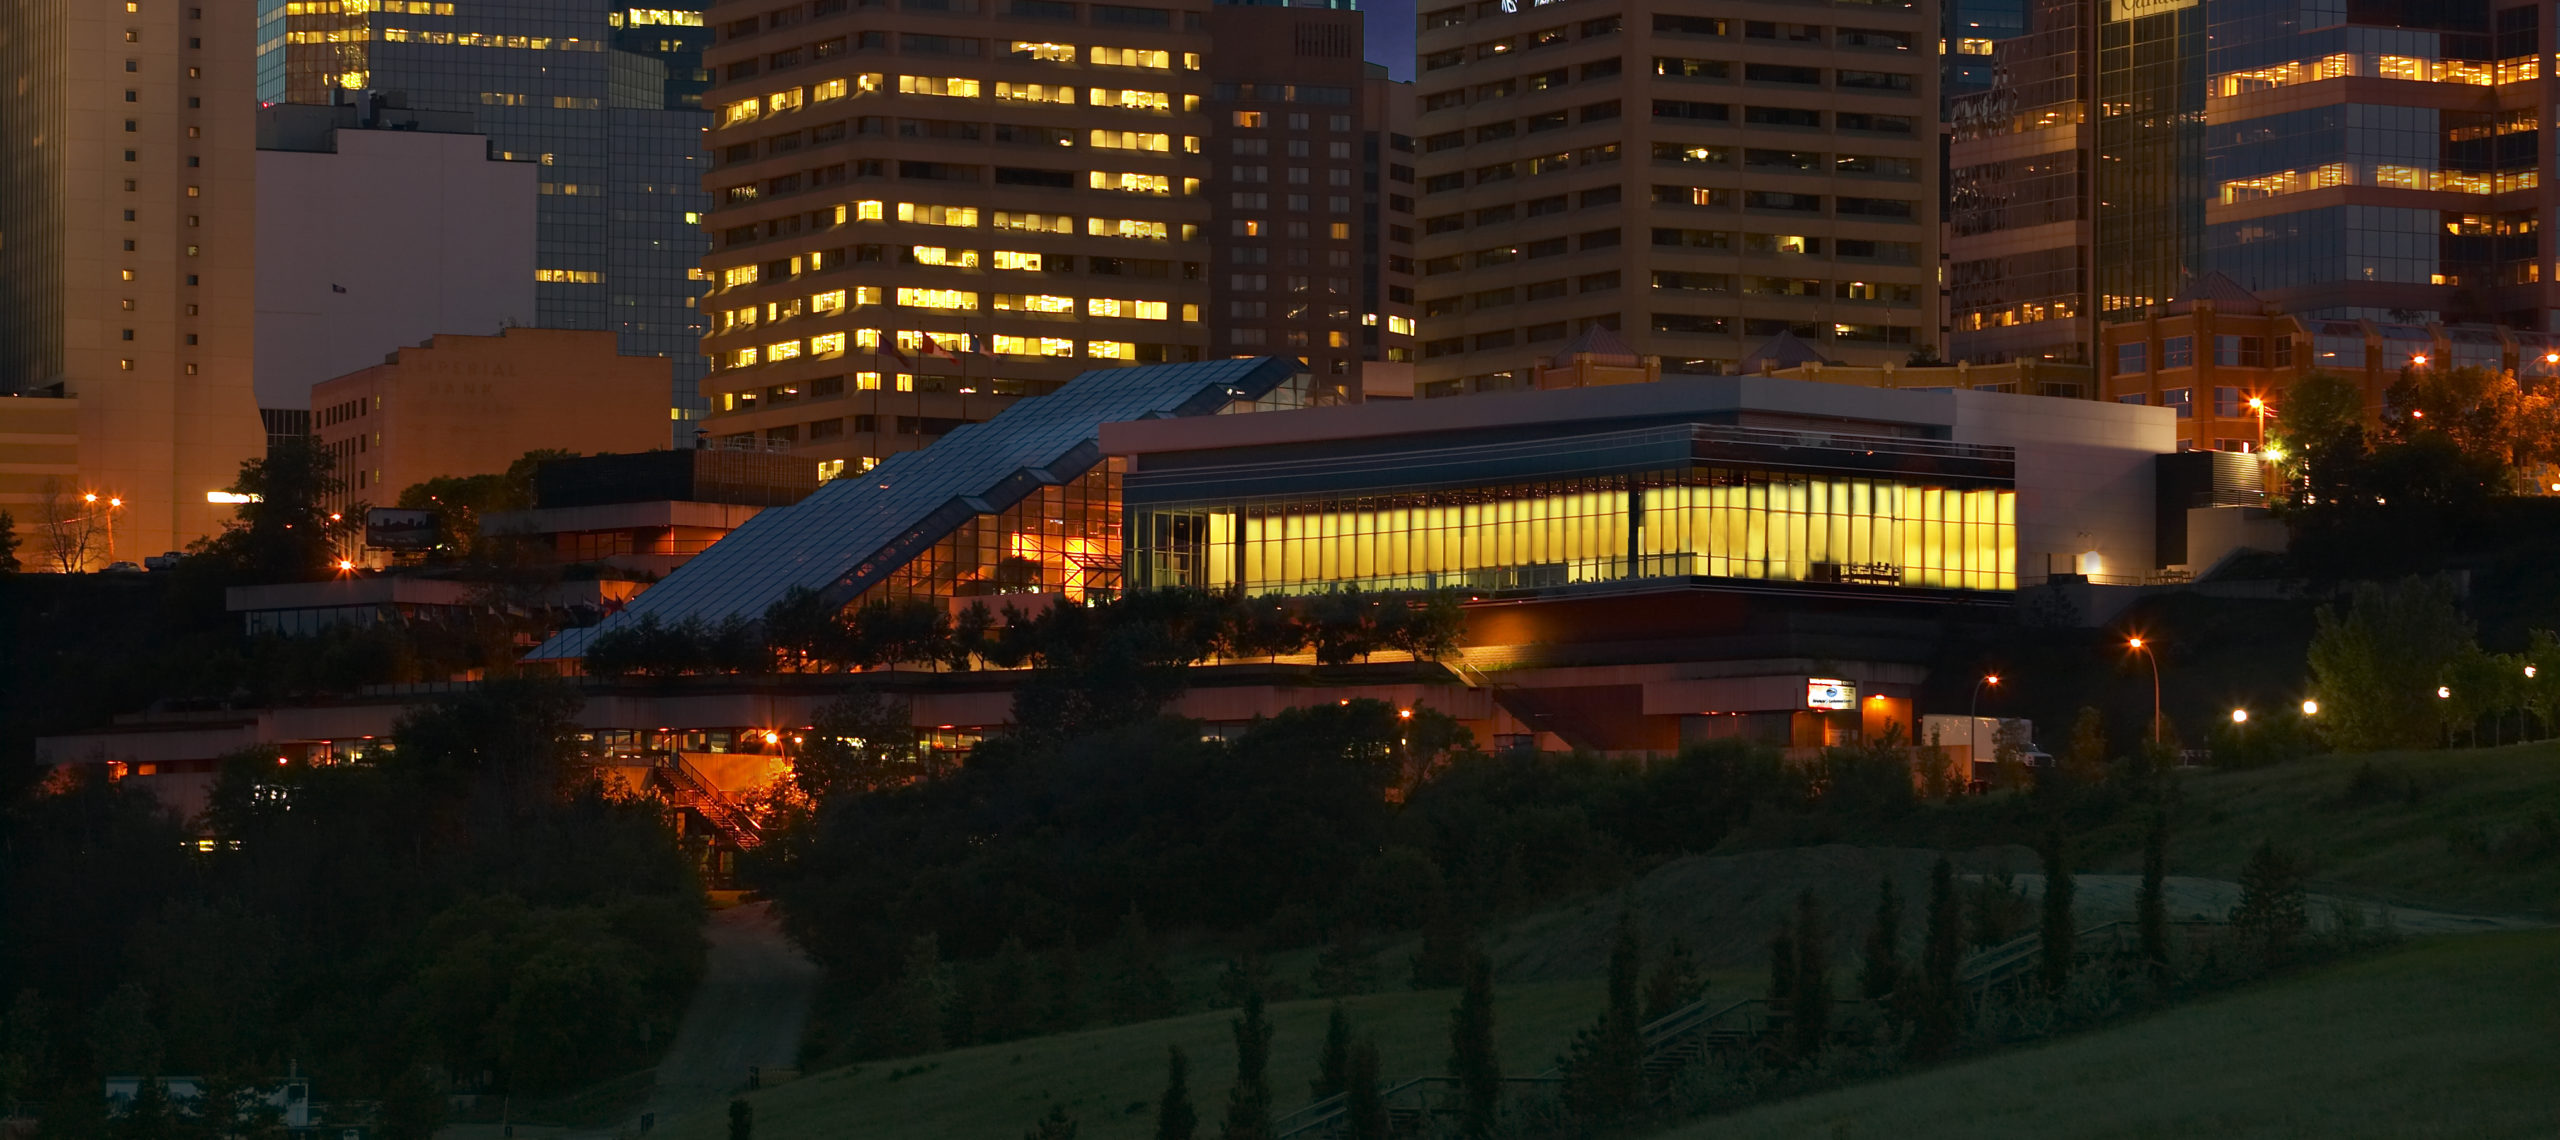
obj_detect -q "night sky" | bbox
[1366,0,1415,81]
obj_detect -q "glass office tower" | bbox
[256,1,714,433]
[2094,0,2205,317]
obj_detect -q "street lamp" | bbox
[2230,708,2248,724]
[1970,673,2000,720]
[2438,685,2452,700]
[2302,698,2320,717]
[2128,637,2163,742]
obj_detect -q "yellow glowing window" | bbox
[1090,129,1170,152]
[767,298,803,323]
[895,373,916,392]
[896,203,980,228]
[1088,298,1169,320]
[855,328,882,348]
[1182,304,1200,322]
[856,371,884,390]
[1388,315,1417,335]
[1090,88,1172,111]
[812,78,849,101]
[996,293,1077,313]
[855,286,884,305]
[767,88,804,113]
[733,347,761,367]
[1956,37,1993,54]
[818,459,845,483]
[897,287,978,310]
[992,250,1045,270]
[723,265,760,288]
[536,268,603,283]
[1088,217,1171,240]
[720,306,758,331]
[910,245,980,267]
[1087,340,1136,360]
[624,8,704,26]
[1013,41,1077,62]
[1090,46,1171,68]
[994,211,1075,233]
[1091,171,1172,194]
[849,200,885,221]
[811,332,848,355]
[1233,111,1264,127]
[768,340,803,362]
[1183,52,1202,70]
[811,289,849,313]
[994,82,1078,104]
[899,75,982,98]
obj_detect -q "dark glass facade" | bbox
[255,1,714,435]
[2095,0,2205,316]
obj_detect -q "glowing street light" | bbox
[1971,673,2001,720]
[2302,699,2320,716]
[2230,708,2249,724]
[2127,638,2163,741]
[2437,685,2452,700]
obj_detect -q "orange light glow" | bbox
[2127,637,2146,650]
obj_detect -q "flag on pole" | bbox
[922,335,960,362]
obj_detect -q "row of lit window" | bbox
[377,28,603,50]
[279,0,452,13]
[2214,53,2538,97]
[1006,42,1198,69]
[481,92,603,109]
[724,333,1170,367]
[720,288,1189,323]
[1954,299,2082,331]
[2219,162,2539,203]
[614,8,704,27]
[723,77,1196,125]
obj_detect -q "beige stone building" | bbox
[1410,0,1942,396]
[307,328,675,520]
[0,0,267,566]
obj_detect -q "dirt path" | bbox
[641,901,821,1121]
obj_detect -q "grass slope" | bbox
[1653,929,2560,1140]
[656,980,1623,1140]
[2079,743,2560,915]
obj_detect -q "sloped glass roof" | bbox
[527,356,1299,660]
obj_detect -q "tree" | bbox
[981,935,1043,1044]
[394,449,570,559]
[1309,926,1376,998]
[2138,806,2171,974]
[1343,1038,1387,1140]
[1784,890,1830,1060]
[35,477,111,573]
[2062,706,2109,784]
[728,1099,754,1140]
[1641,936,1706,1022]
[195,435,361,579]
[1155,1046,1197,1140]
[789,688,924,806]
[1858,875,1904,1001]
[0,989,46,1119]
[2306,576,2477,750]
[2037,825,2076,994]
[1100,908,1176,1024]
[89,982,164,1075]
[1557,908,1643,1120]
[1447,951,1500,1138]
[1310,1002,1352,1101]
[1023,1105,1078,1140]
[0,509,20,573]
[1912,856,1963,1058]
[2229,840,2309,968]
[877,935,952,1058]
[1965,867,2031,949]
[117,1076,180,1140]
[1219,986,1273,1140]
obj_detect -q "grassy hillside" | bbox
[1652,929,2560,1140]
[652,978,1649,1140]
[2079,743,2560,915]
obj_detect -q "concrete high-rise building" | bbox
[1359,64,1420,397]
[0,0,267,566]
[1410,0,1942,397]
[255,1,714,437]
[255,99,538,413]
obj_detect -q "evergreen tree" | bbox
[1310,1003,1353,1101]
[2137,805,2171,974]
[2230,839,2309,968]
[1102,908,1176,1024]
[1219,986,1273,1140]
[1558,908,1644,1120]
[1913,856,1964,1058]
[1446,951,1500,1138]
[984,935,1043,1043]
[1641,936,1706,1022]
[880,934,951,1057]
[728,1099,754,1140]
[2037,825,2076,994]
[1965,867,2031,948]
[1044,932,1088,1034]
[1343,1039,1388,1140]
[1023,1104,1079,1140]
[1409,899,1471,990]
[1216,952,1271,1011]
[0,989,49,1119]
[1154,1046,1198,1140]
[1786,890,1830,1060]
[1765,930,1796,1003]
[0,510,20,573]
[89,982,163,1076]
[117,1077,179,1140]
[1858,875,1904,1001]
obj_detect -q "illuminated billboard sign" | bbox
[1807,677,1858,710]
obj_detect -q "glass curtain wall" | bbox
[1134,467,2015,596]
[860,458,1126,604]
[2096,0,2206,315]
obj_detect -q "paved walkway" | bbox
[641,901,822,1122]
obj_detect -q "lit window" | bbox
[1089,129,1170,152]
[897,75,981,98]
[811,289,849,313]
[812,332,847,355]
[723,265,760,288]
[995,293,1077,313]
[1087,340,1135,360]
[732,347,761,367]
[1087,217,1170,240]
[896,287,978,310]
[767,88,804,113]
[910,245,980,267]
[993,211,1073,233]
[1087,298,1169,320]
[812,78,848,101]
[1012,41,1077,62]
[992,250,1045,270]
[1091,170,1172,194]
[768,340,803,361]
[1090,46,1171,68]
[897,203,979,227]
[1089,88,1171,111]
[1233,111,1264,127]
[848,200,885,221]
[856,371,884,390]
[536,268,603,283]
[994,82,1077,104]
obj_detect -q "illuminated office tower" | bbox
[0,0,267,566]
[691,0,1232,476]
[1944,0,2092,367]
[1410,0,1944,396]
[256,1,715,435]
